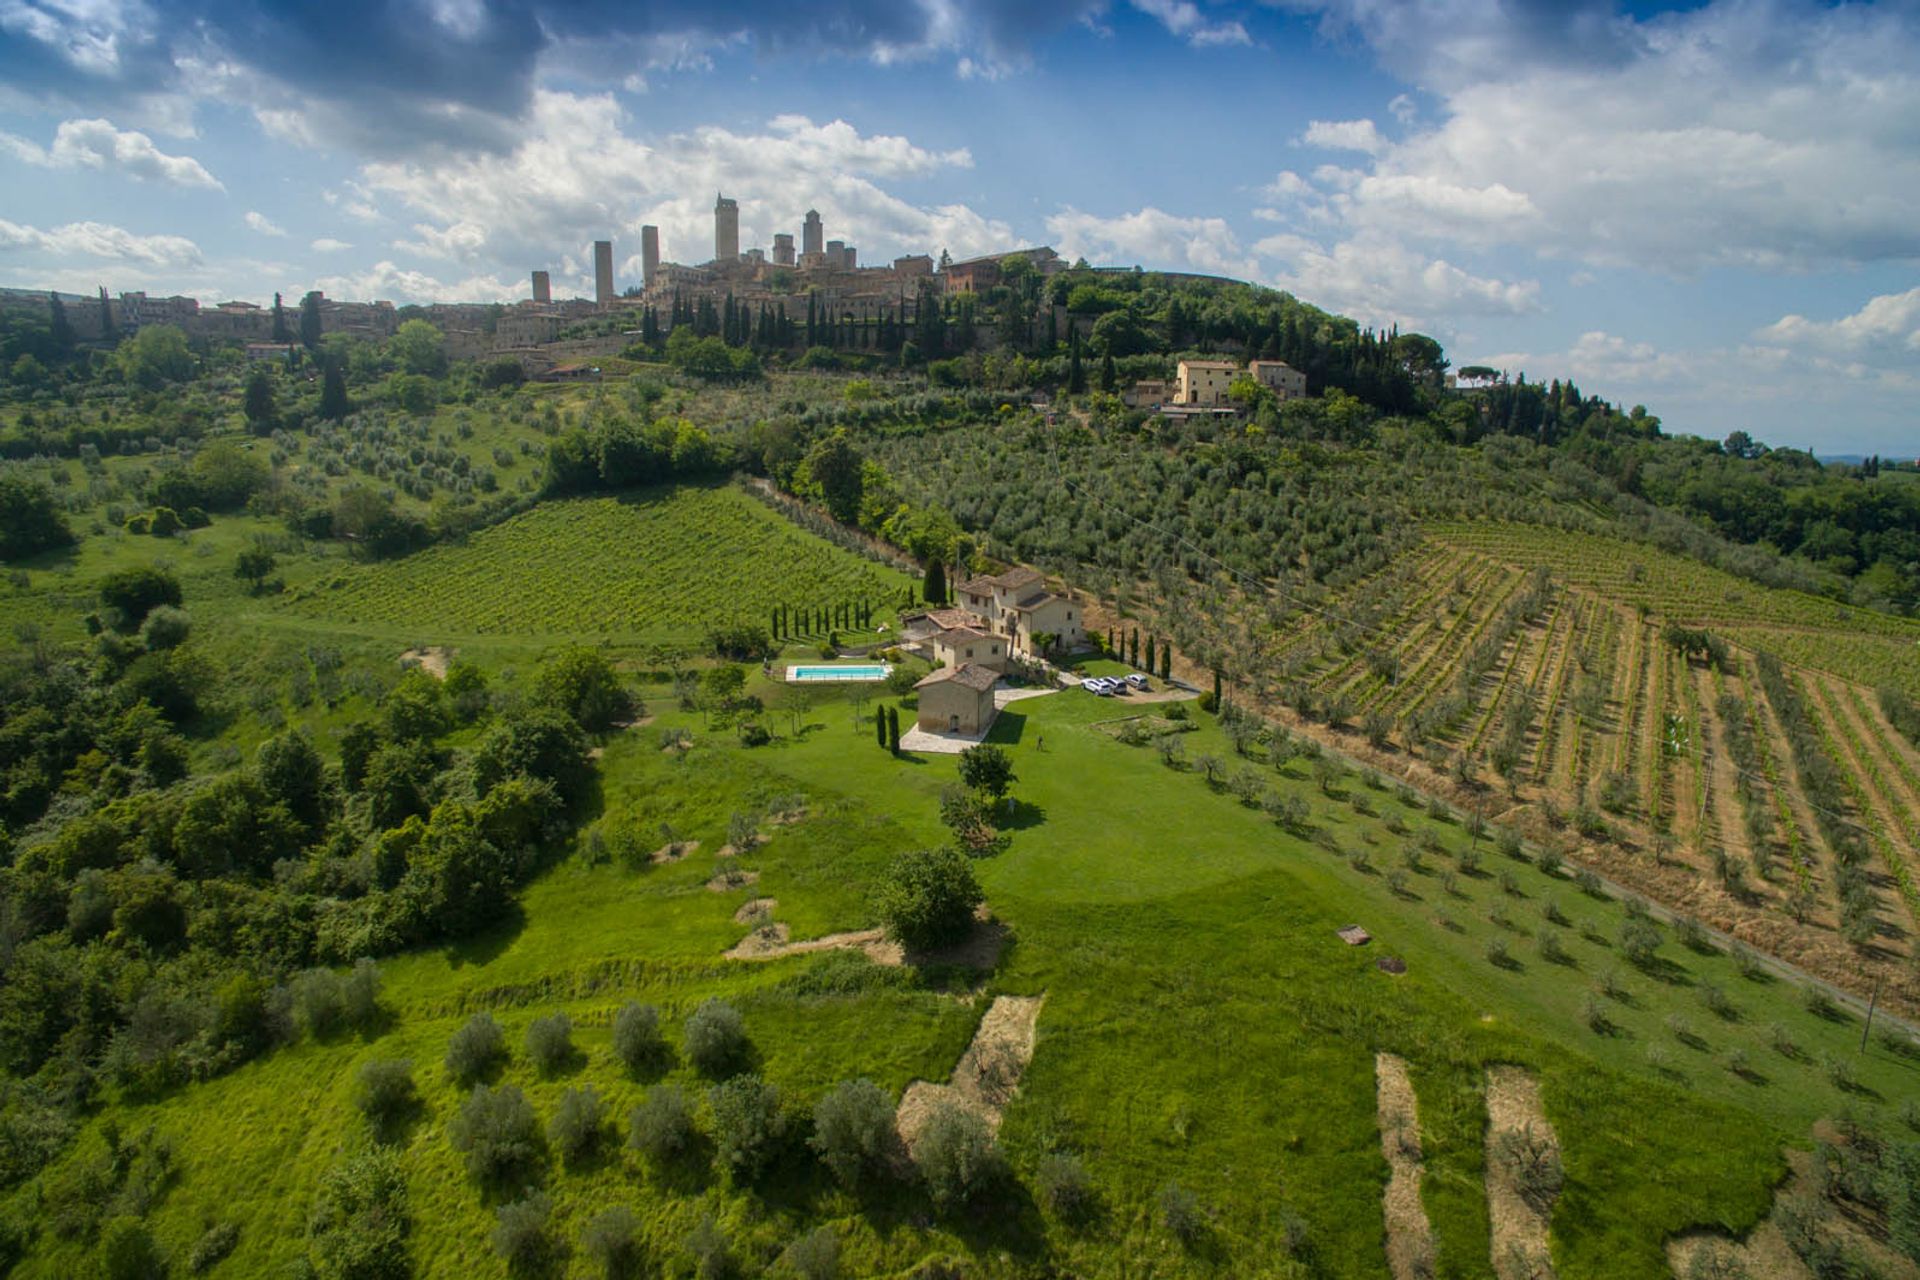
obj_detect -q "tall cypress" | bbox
[924,560,947,605]
[877,708,888,748]
[271,292,290,343]
[887,705,901,752]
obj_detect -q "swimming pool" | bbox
[787,664,891,682]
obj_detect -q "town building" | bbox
[802,209,823,257]
[593,240,615,305]
[1174,359,1238,407]
[940,246,1061,294]
[641,226,660,290]
[772,233,795,266]
[715,194,740,263]
[495,310,561,347]
[244,342,296,362]
[1124,379,1169,409]
[914,663,1001,735]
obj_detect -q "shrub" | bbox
[1485,936,1514,968]
[778,1225,840,1280]
[140,605,191,651]
[629,1085,697,1163]
[876,846,983,951]
[99,1216,163,1280]
[579,1205,642,1280]
[1158,1180,1204,1245]
[449,1084,543,1185]
[187,1220,239,1272]
[491,1191,553,1273]
[548,1085,606,1164]
[684,1213,734,1280]
[1036,1151,1094,1219]
[342,958,382,1029]
[915,1102,1000,1208]
[353,1059,416,1134]
[1620,917,1663,967]
[1538,931,1570,965]
[525,1012,574,1076]
[445,1013,505,1084]
[292,968,350,1039]
[1803,984,1843,1020]
[709,1074,784,1182]
[1493,1124,1564,1212]
[684,999,749,1077]
[611,1002,665,1074]
[810,1078,895,1187]
[1701,983,1738,1021]
[308,1147,410,1280]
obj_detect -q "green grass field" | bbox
[13,669,1916,1278]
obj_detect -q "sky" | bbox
[1,0,1916,452]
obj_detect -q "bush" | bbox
[579,1205,642,1280]
[875,846,983,952]
[292,968,350,1039]
[684,1213,734,1280]
[187,1220,239,1272]
[629,1084,697,1163]
[1620,917,1663,967]
[308,1148,410,1280]
[525,1012,574,1076]
[1492,1125,1563,1212]
[709,1074,784,1182]
[810,1078,895,1186]
[778,1225,840,1280]
[139,604,191,651]
[548,1085,606,1164]
[611,1001,666,1074]
[1036,1151,1094,1219]
[684,999,749,1077]
[1158,1181,1204,1245]
[445,1012,505,1084]
[99,1216,164,1280]
[449,1084,543,1185]
[491,1191,553,1273]
[915,1102,1000,1208]
[353,1059,416,1134]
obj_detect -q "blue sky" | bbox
[2,0,1916,452]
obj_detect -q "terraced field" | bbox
[279,483,912,644]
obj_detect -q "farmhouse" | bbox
[955,567,1085,659]
[1174,359,1238,407]
[931,625,1008,673]
[1249,359,1307,401]
[897,606,977,645]
[914,663,1001,735]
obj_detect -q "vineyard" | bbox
[279,483,911,643]
[1179,522,1920,1015]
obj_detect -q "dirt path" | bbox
[896,994,1045,1147]
[1376,1053,1436,1280]
[399,646,452,678]
[723,924,904,964]
[1485,1066,1560,1280]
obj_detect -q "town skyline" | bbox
[2,0,1916,450]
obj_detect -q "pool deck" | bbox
[784,664,892,682]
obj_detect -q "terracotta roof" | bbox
[933,626,994,646]
[901,607,976,631]
[1180,359,1237,369]
[915,663,1001,693]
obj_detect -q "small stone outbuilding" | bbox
[915,663,1001,735]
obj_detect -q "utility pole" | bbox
[1860,975,1880,1054]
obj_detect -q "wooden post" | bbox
[1860,976,1880,1054]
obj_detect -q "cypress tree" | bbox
[1160,647,1171,680]
[1067,331,1085,395]
[924,560,947,604]
[1130,629,1139,667]
[771,608,779,640]
[1099,349,1116,393]
[271,292,290,343]
[318,359,350,420]
[1212,670,1222,707]
[48,292,72,353]
[299,291,322,349]
[888,706,901,752]
[98,287,116,341]
[877,708,888,748]
[1145,635,1156,673]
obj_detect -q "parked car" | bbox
[1126,673,1150,689]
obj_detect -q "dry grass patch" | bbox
[1486,1065,1562,1279]
[1376,1052,1436,1280]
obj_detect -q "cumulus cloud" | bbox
[0,118,223,189]
[1256,231,1539,326]
[309,260,524,305]
[1129,0,1251,47]
[1270,0,1920,274]
[0,218,203,266]
[1047,206,1260,279]
[353,93,1008,284]
[309,237,353,252]
[244,211,286,236]
[1758,289,1920,365]
[1299,118,1387,155]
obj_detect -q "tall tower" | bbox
[802,209,823,257]
[640,225,660,291]
[714,194,739,263]
[530,270,550,304]
[772,233,795,267]
[593,239,614,305]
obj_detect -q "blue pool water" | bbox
[787,664,891,682]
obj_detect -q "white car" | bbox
[1126,673,1149,689]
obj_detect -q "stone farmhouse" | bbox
[914,663,1001,734]
[930,625,1008,673]
[953,567,1085,659]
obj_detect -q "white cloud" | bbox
[1047,205,1260,278]
[352,93,1006,286]
[244,211,287,236]
[1129,0,1251,47]
[1300,118,1387,155]
[1387,93,1416,125]
[310,261,524,305]
[1758,288,1920,366]
[0,118,223,189]
[1276,0,1920,274]
[1256,232,1539,327]
[0,218,203,267]
[310,237,354,252]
